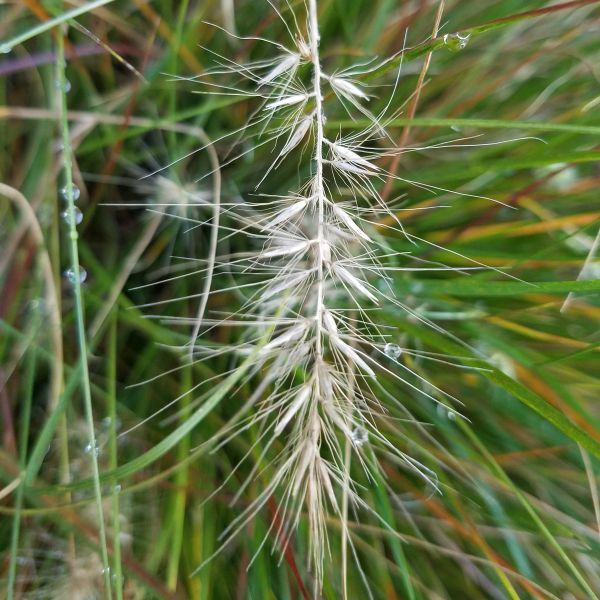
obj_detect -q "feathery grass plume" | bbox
[147,0,504,591]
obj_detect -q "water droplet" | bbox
[114,483,122,492]
[61,206,83,225]
[0,44,12,54]
[55,78,71,93]
[443,32,470,52]
[384,343,402,360]
[437,404,457,421]
[84,441,99,457]
[60,184,80,201]
[351,426,368,446]
[64,266,87,284]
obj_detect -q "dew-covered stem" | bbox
[56,26,113,598]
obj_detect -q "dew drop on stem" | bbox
[351,426,368,446]
[60,184,80,201]
[0,44,11,54]
[55,78,71,93]
[443,32,470,52]
[61,206,83,225]
[64,266,87,284]
[384,343,402,359]
[84,441,99,457]
[437,404,457,421]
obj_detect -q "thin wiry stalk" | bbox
[308,0,326,365]
[56,26,113,597]
[381,0,445,200]
[0,182,65,599]
[307,0,331,584]
[6,332,35,599]
[107,316,124,600]
[188,129,222,356]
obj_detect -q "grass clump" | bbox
[0,1,599,598]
